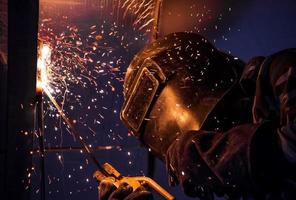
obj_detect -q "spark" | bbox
[36,44,51,94]
[33,0,164,197]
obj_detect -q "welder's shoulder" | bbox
[240,56,265,97]
[240,48,296,97]
[260,48,296,79]
[270,48,296,58]
[240,48,296,87]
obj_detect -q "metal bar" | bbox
[36,93,46,200]
[151,0,163,41]
[5,1,39,200]
[31,145,121,153]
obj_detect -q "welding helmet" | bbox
[120,32,248,158]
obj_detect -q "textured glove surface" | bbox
[99,181,153,200]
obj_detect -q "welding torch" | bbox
[93,163,175,200]
[42,87,175,200]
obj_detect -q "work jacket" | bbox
[166,49,296,200]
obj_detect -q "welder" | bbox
[99,32,296,199]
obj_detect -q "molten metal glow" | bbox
[36,44,51,94]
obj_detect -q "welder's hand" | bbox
[99,180,153,200]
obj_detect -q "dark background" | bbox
[1,0,296,200]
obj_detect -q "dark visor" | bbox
[121,66,160,133]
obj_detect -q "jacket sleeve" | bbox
[165,49,296,199]
[254,48,296,164]
[165,123,276,199]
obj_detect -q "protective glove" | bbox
[99,180,154,200]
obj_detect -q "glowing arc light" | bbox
[36,44,51,94]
